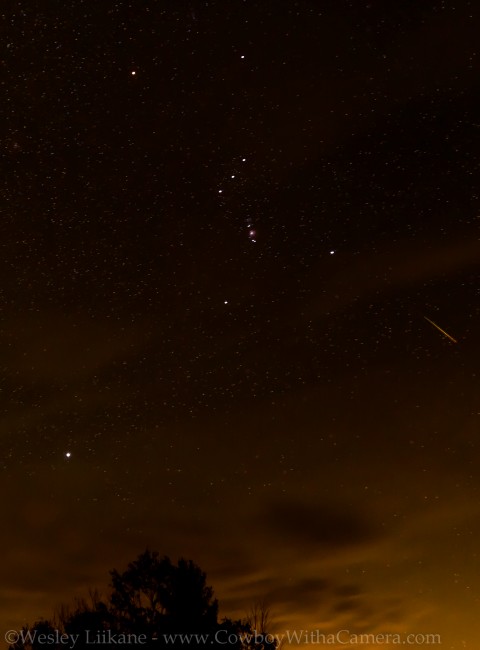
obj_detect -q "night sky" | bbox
[1,1,480,647]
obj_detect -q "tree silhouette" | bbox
[109,550,172,634]
[110,550,218,637]
[246,601,271,636]
[9,550,277,650]
[160,558,218,632]
[9,620,58,650]
[60,591,114,647]
[244,602,278,650]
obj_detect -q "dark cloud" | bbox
[261,500,379,550]
[332,598,361,614]
[334,584,363,598]
[263,577,330,611]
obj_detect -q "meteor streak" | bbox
[424,316,457,344]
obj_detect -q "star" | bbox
[65,452,71,459]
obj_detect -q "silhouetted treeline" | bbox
[10,550,277,650]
